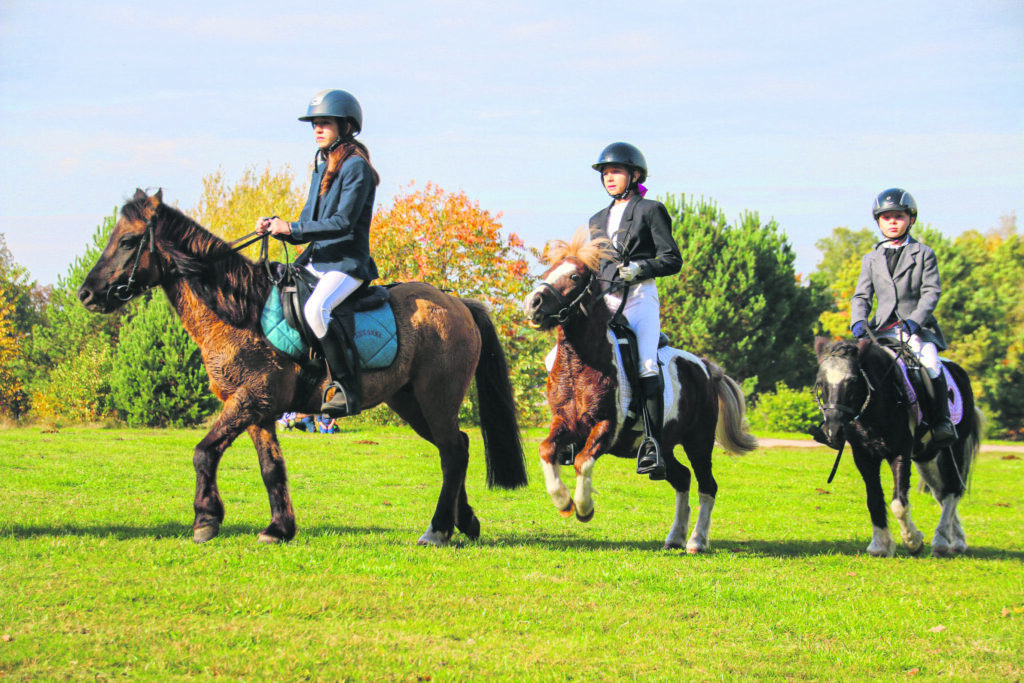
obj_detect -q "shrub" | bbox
[748,381,820,434]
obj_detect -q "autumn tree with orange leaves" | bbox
[371,182,549,424]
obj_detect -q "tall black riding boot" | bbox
[636,374,666,480]
[317,318,361,418]
[929,372,956,448]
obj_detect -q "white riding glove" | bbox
[618,263,642,282]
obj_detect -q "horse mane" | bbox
[819,337,892,376]
[122,194,272,329]
[544,226,616,273]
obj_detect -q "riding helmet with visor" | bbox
[872,188,918,223]
[593,142,648,184]
[299,89,363,135]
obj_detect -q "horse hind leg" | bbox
[663,455,692,550]
[931,493,965,558]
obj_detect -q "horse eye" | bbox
[569,273,580,282]
[119,236,140,250]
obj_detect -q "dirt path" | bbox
[755,438,1024,454]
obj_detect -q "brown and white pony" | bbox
[78,189,528,546]
[522,229,757,551]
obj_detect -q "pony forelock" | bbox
[544,226,615,273]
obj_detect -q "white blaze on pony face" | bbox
[523,261,582,322]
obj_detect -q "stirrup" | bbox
[321,382,360,418]
[636,437,665,480]
[930,420,957,448]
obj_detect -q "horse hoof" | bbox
[686,544,704,555]
[192,524,220,544]
[257,532,286,544]
[557,501,575,518]
[907,540,925,557]
[417,526,452,547]
[575,507,595,523]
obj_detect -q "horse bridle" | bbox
[109,202,274,304]
[111,203,161,302]
[815,364,875,424]
[536,273,597,324]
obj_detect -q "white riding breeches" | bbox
[896,329,942,378]
[303,268,364,339]
[604,281,661,377]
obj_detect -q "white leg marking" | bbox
[417,524,452,547]
[572,457,596,522]
[664,489,691,550]
[891,498,924,554]
[867,526,896,557]
[932,493,961,557]
[951,510,968,555]
[686,492,715,554]
[541,457,572,513]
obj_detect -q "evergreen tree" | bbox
[109,294,218,427]
[658,194,826,394]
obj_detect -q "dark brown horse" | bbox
[522,229,758,551]
[78,189,527,546]
[814,337,983,557]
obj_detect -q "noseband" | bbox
[111,204,161,303]
[536,273,596,324]
[815,364,875,423]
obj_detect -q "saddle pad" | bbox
[894,357,964,426]
[261,285,399,369]
[544,333,708,420]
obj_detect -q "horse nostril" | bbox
[77,287,91,304]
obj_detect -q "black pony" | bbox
[813,337,983,557]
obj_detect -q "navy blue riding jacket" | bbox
[279,154,379,282]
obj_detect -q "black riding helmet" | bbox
[299,89,363,135]
[593,142,648,184]
[872,188,918,224]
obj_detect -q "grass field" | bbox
[1,425,1021,681]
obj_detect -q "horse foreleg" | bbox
[572,457,596,523]
[569,422,614,523]
[890,456,923,555]
[247,422,296,543]
[539,425,574,517]
[852,448,895,557]
[192,399,251,543]
[539,457,573,517]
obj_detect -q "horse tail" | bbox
[462,299,528,490]
[961,406,985,491]
[708,362,759,455]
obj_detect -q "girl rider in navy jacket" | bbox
[257,89,380,417]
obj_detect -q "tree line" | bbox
[1,167,1020,437]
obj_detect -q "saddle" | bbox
[554,317,669,466]
[261,263,398,370]
[875,337,963,460]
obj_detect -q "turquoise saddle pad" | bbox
[261,285,398,369]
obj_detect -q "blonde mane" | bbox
[544,226,616,273]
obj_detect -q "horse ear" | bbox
[133,188,147,201]
[814,336,831,360]
[154,188,163,203]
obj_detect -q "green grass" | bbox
[1,426,1021,681]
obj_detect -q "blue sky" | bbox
[1,0,1021,285]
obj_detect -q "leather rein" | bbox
[110,203,273,304]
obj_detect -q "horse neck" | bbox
[156,209,270,331]
[557,289,613,368]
